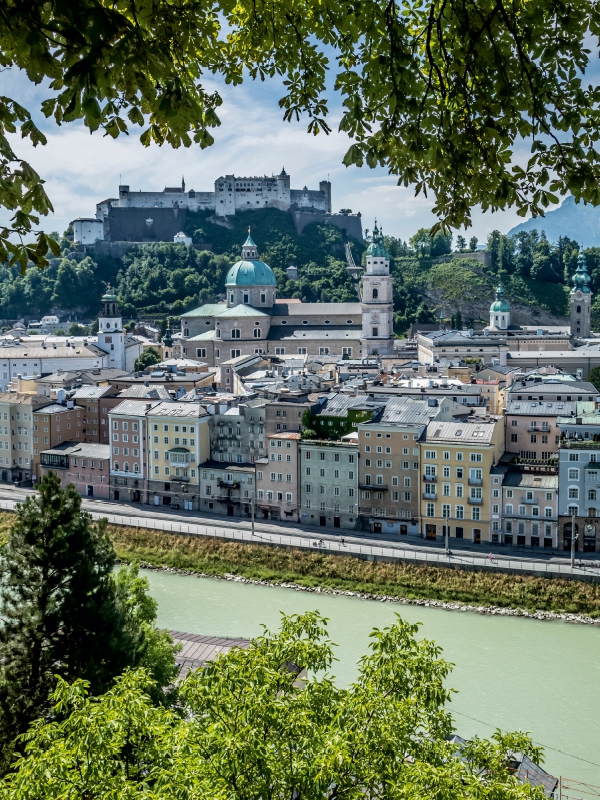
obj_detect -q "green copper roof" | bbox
[243,230,257,248]
[366,222,389,259]
[180,303,226,319]
[571,251,591,294]
[216,304,269,318]
[225,259,276,287]
[490,285,510,313]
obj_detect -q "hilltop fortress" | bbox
[72,169,363,246]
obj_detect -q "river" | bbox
[144,569,600,785]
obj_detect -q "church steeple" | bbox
[361,218,393,356]
[489,285,510,330]
[570,250,592,337]
[241,227,258,260]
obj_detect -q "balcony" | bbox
[468,477,482,486]
[423,475,437,483]
[560,438,600,450]
[173,476,190,483]
[520,496,536,504]
[422,492,437,500]
[218,479,240,489]
[468,496,483,505]
[359,483,388,491]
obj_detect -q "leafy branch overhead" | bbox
[4,0,600,267]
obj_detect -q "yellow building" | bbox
[418,417,504,545]
[146,402,210,509]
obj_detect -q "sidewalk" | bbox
[0,491,596,583]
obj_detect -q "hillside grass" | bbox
[405,257,569,317]
[110,524,600,616]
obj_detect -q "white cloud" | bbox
[2,72,533,242]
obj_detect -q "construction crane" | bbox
[344,242,363,299]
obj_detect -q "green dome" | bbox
[366,222,389,259]
[225,259,277,287]
[490,285,510,313]
[571,251,591,294]
[101,288,117,302]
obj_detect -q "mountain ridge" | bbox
[507,196,600,246]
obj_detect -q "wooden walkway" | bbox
[169,630,250,674]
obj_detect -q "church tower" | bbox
[361,222,394,356]
[96,286,125,368]
[570,251,592,338]
[489,285,511,330]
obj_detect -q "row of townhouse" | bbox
[5,375,600,552]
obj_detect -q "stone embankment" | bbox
[132,561,600,626]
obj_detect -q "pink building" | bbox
[39,442,110,498]
[108,400,160,504]
[255,432,300,521]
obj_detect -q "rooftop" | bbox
[502,471,558,489]
[40,441,111,459]
[424,419,499,444]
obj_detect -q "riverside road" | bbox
[0,486,597,581]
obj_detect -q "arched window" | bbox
[577,305,582,313]
[114,462,119,471]
[230,293,234,303]
[589,489,597,501]
[124,462,130,472]
[231,329,241,339]
[589,507,597,518]
[372,288,378,299]
[134,463,140,473]
[253,328,261,338]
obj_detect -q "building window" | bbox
[426,502,435,517]
[372,327,378,337]
[253,328,261,338]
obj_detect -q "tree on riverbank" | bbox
[0,473,178,771]
[0,612,544,799]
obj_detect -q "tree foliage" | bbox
[0,473,178,769]
[5,0,600,268]
[134,347,161,372]
[0,612,546,800]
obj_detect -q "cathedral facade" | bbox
[180,228,395,365]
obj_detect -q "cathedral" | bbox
[180,226,394,365]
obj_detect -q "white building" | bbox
[93,169,331,224]
[71,218,104,244]
[361,223,394,356]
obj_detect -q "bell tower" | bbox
[570,251,592,338]
[96,286,125,368]
[361,221,394,356]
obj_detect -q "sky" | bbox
[4,66,532,244]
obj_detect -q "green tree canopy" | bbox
[0,612,545,800]
[134,347,162,372]
[0,473,178,769]
[5,0,600,270]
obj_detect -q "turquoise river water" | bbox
[144,569,600,784]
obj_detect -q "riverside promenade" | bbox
[0,486,597,582]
